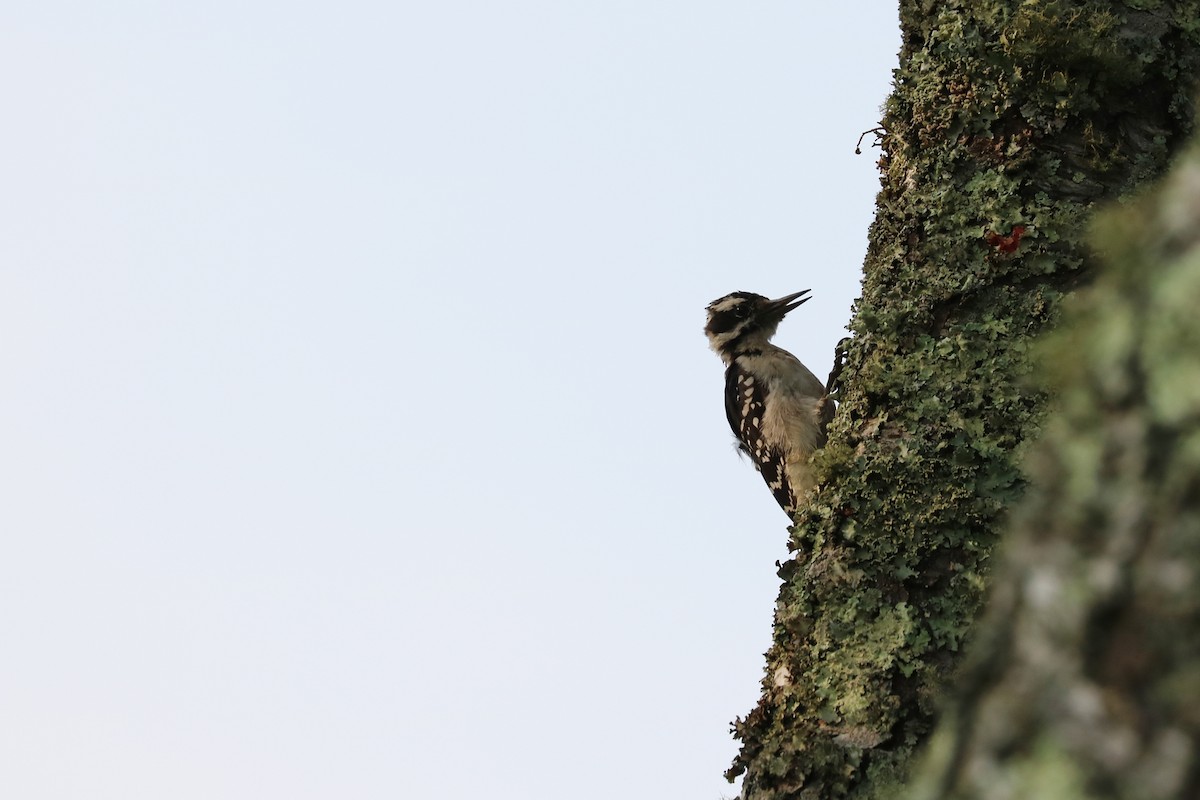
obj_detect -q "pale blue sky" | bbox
[1,4,899,798]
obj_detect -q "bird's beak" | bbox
[765,290,811,318]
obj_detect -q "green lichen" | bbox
[910,135,1200,800]
[728,3,1200,798]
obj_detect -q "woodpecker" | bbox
[704,290,834,517]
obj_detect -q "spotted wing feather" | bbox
[724,363,794,514]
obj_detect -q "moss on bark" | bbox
[728,4,1200,798]
[909,125,1200,800]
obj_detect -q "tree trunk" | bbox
[728,4,1200,798]
[909,116,1200,800]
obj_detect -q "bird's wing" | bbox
[724,363,794,514]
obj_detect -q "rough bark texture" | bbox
[728,3,1200,798]
[908,132,1200,800]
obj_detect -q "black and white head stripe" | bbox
[704,292,766,335]
[704,292,772,357]
[705,290,812,359]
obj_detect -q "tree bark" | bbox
[909,117,1200,800]
[728,4,1200,798]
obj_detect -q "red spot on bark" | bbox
[984,225,1026,254]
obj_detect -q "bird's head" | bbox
[704,290,810,361]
